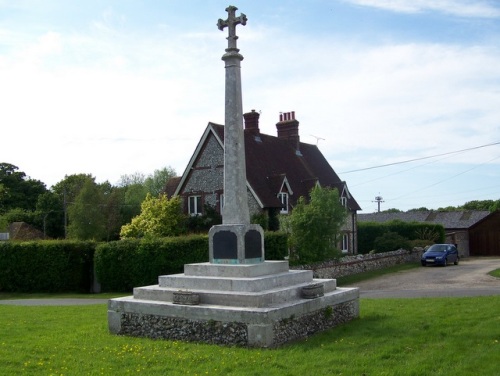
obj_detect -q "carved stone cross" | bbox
[217,5,247,51]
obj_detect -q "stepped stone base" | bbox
[108,261,359,347]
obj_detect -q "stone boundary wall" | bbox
[293,249,423,279]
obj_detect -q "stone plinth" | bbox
[108,261,359,347]
[209,224,264,264]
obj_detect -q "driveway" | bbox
[347,257,500,298]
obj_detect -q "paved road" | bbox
[346,256,500,298]
[1,257,499,305]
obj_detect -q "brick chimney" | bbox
[243,109,260,134]
[276,111,300,151]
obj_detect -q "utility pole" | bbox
[373,195,384,213]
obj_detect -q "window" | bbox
[340,196,347,207]
[342,234,349,254]
[188,195,202,216]
[278,192,289,214]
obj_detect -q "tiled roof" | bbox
[8,221,47,240]
[358,211,491,230]
[164,176,181,198]
[206,123,361,211]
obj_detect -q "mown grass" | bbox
[1,297,499,375]
[0,292,129,300]
[488,268,500,278]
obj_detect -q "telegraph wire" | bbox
[340,141,500,174]
[386,154,500,203]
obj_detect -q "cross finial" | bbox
[217,5,247,51]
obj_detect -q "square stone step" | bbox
[158,269,314,292]
[183,261,290,278]
[134,279,337,308]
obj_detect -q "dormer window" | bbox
[278,192,289,214]
[340,196,347,207]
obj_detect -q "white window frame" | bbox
[340,196,347,207]
[278,192,289,214]
[188,195,202,216]
[342,233,349,254]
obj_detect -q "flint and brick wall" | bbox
[293,249,423,279]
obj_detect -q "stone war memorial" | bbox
[107,5,359,347]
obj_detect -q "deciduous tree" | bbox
[0,163,46,213]
[67,179,107,240]
[288,186,347,264]
[120,194,186,238]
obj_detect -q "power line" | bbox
[340,141,500,174]
[387,155,500,203]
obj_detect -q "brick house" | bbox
[358,210,500,257]
[165,110,361,254]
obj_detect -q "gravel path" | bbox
[346,256,500,298]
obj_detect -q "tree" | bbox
[117,172,146,187]
[288,186,347,264]
[0,163,46,213]
[36,191,65,238]
[120,194,186,238]
[144,166,177,197]
[408,207,430,212]
[67,179,107,240]
[383,208,402,213]
[52,173,94,205]
[491,200,500,212]
[461,200,496,212]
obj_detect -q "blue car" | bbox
[421,244,459,267]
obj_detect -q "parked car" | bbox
[421,244,459,266]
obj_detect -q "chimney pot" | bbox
[243,110,260,134]
[276,111,300,151]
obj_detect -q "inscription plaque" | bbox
[213,231,237,259]
[245,230,262,259]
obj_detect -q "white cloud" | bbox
[241,36,500,169]
[1,1,499,210]
[345,0,500,18]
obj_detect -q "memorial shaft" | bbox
[219,6,249,225]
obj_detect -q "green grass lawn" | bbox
[488,268,500,278]
[1,297,499,375]
[0,292,128,300]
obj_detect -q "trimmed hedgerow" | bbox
[358,220,445,254]
[95,232,289,292]
[0,240,95,293]
[0,231,289,293]
[94,235,209,292]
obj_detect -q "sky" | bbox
[1,0,499,213]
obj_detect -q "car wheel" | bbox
[443,258,447,267]
[421,262,426,266]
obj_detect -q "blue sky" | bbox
[1,0,499,212]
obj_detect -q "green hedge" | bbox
[358,220,445,254]
[0,240,95,293]
[95,235,209,292]
[0,232,288,293]
[95,232,289,292]
[263,231,288,261]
